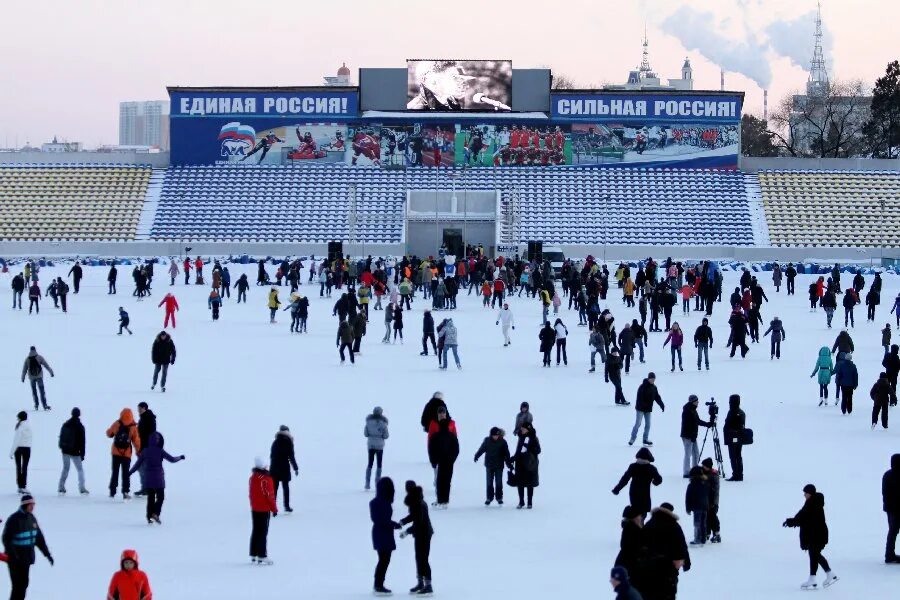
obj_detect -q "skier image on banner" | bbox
[241,132,283,164]
[351,128,382,166]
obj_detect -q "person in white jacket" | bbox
[496,303,515,347]
[10,411,32,494]
[554,318,569,366]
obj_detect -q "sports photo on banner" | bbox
[226,126,286,165]
[418,125,456,167]
[407,59,512,111]
[572,122,740,165]
[283,124,347,163]
[456,124,570,167]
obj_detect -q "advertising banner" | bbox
[169,89,357,164]
[455,124,571,167]
[551,92,742,124]
[407,60,512,111]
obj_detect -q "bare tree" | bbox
[551,73,578,90]
[770,80,870,158]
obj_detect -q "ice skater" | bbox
[21,346,54,411]
[118,307,132,335]
[783,484,838,590]
[128,432,185,524]
[158,293,179,329]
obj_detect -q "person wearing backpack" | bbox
[106,409,141,500]
[57,407,88,496]
[129,432,185,524]
[20,346,54,411]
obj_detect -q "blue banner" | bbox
[170,90,358,119]
[551,92,742,124]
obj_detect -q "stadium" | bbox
[1,59,898,263]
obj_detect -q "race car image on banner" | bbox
[407,59,512,111]
[569,122,739,165]
[455,124,571,167]
[283,124,347,163]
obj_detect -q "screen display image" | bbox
[407,59,512,111]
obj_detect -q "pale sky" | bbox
[0,0,896,147]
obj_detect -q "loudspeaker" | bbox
[328,241,344,263]
[527,240,543,262]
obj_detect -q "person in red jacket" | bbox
[194,257,204,284]
[492,277,506,309]
[107,549,152,600]
[182,258,191,285]
[158,294,179,329]
[249,457,277,565]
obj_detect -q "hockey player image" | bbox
[241,132,284,164]
[287,128,326,160]
[351,129,382,166]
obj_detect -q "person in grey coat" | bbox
[763,316,787,360]
[514,401,534,433]
[21,346,54,411]
[365,407,389,490]
[438,318,461,370]
[382,303,395,343]
[473,427,511,505]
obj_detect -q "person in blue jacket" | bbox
[118,307,132,335]
[834,352,859,415]
[128,432,185,525]
[370,477,401,596]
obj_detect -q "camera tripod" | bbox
[700,418,727,479]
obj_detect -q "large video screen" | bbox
[407,60,512,111]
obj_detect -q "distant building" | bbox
[605,31,693,92]
[41,138,83,153]
[789,2,870,155]
[323,62,352,86]
[119,101,169,150]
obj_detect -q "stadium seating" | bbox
[150,165,754,245]
[759,170,900,247]
[0,164,150,241]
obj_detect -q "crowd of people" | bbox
[5,251,900,599]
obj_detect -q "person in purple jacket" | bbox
[129,432,185,525]
[664,322,685,372]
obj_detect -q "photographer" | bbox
[680,395,712,477]
[723,394,746,482]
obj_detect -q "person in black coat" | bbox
[473,427,511,505]
[606,350,629,406]
[135,402,157,496]
[783,484,837,589]
[399,481,434,595]
[680,395,711,477]
[150,331,176,392]
[614,506,645,587]
[785,263,797,295]
[871,372,891,429]
[427,412,459,507]
[831,330,854,355]
[723,394,746,481]
[421,309,437,356]
[612,447,662,517]
[107,264,118,294]
[511,422,541,509]
[727,308,750,358]
[693,318,713,370]
[370,477,402,595]
[68,263,83,294]
[57,407,88,495]
[609,566,643,600]
[629,374,664,446]
[883,344,900,407]
[539,321,556,367]
[641,502,690,600]
[420,393,446,432]
[11,273,25,309]
[883,454,900,563]
[269,426,299,513]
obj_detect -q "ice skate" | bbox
[373,585,393,596]
[800,576,817,590]
[257,557,274,566]
[409,577,424,594]
[822,572,838,587]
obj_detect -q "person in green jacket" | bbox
[399,278,413,311]
[810,346,834,406]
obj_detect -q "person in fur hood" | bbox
[269,425,299,513]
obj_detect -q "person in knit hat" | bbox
[609,566,642,599]
[249,457,277,565]
[783,484,838,590]
[2,494,53,599]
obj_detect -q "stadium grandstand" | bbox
[0,63,898,260]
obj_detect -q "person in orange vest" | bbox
[107,549,152,600]
[158,293,179,329]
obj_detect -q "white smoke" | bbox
[653,1,834,91]
[661,5,773,89]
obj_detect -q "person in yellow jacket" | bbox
[624,277,636,307]
[540,288,551,324]
[358,284,371,320]
[267,287,281,323]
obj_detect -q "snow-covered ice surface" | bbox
[1,264,898,599]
